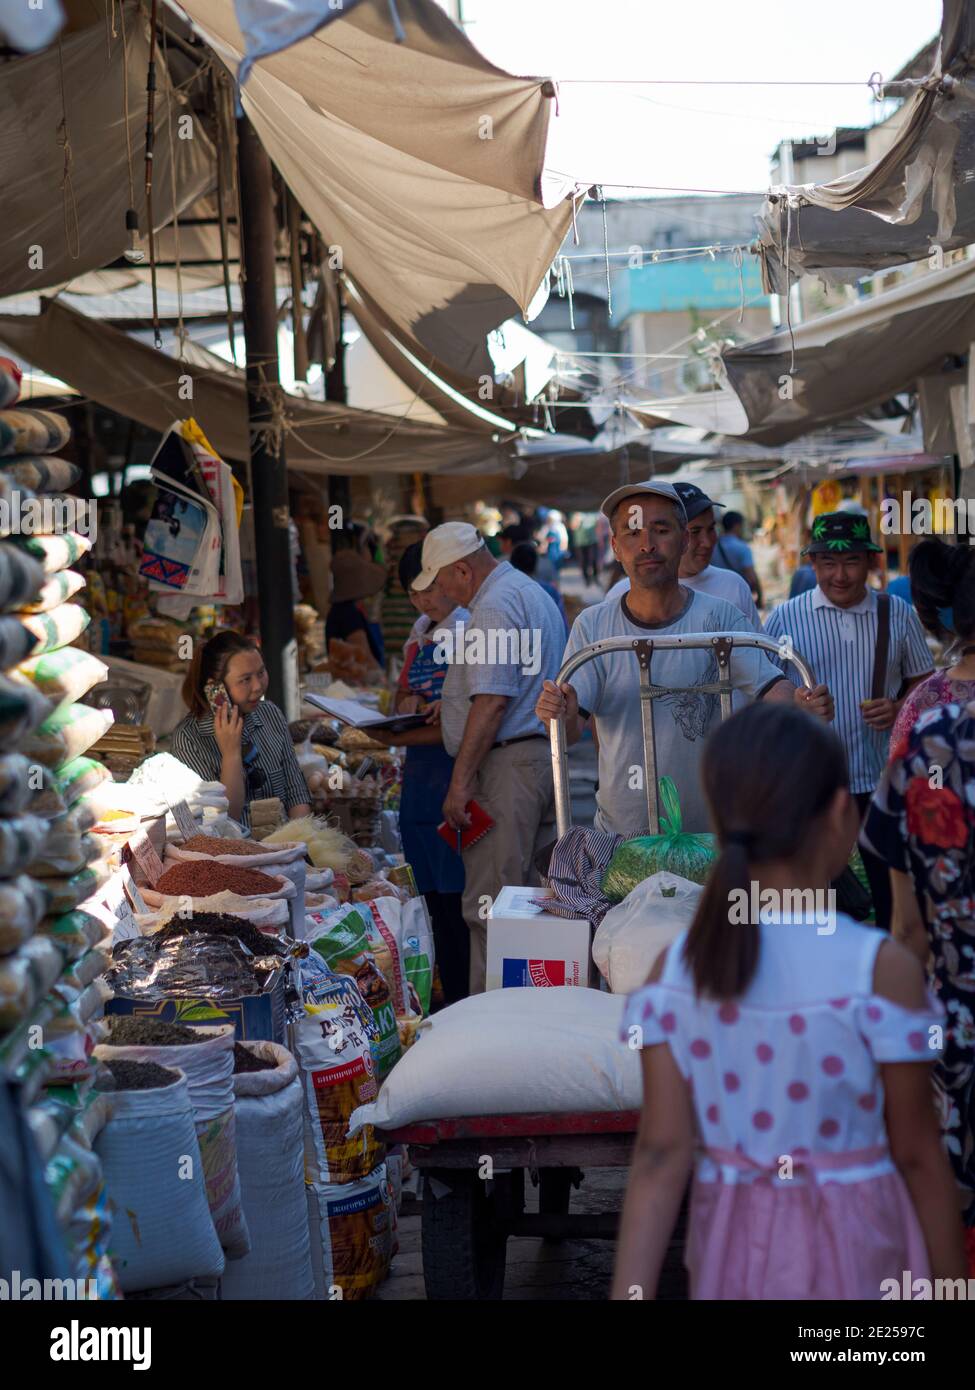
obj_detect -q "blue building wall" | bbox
[610,253,768,325]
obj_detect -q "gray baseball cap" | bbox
[600,479,688,525]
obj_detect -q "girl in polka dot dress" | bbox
[612,703,966,1301]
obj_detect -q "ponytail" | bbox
[682,702,848,1001]
[683,840,759,1000]
[910,537,975,641]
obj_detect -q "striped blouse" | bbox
[763,587,932,794]
[170,698,309,830]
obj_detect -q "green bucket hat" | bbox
[803,511,882,556]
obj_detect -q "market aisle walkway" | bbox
[373,562,667,1303]
[375,1169,688,1301]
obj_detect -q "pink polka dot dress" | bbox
[621,914,945,1300]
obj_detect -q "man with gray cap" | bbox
[535,481,833,837]
[605,480,760,628]
[410,521,564,993]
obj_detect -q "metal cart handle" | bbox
[548,631,817,839]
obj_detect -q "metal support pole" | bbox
[325,283,351,526]
[236,114,298,719]
[634,641,660,835]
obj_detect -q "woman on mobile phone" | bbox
[172,631,310,830]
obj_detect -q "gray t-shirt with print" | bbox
[565,587,785,836]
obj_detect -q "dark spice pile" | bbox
[233,1043,277,1074]
[96,1058,181,1091]
[156,860,283,897]
[181,835,270,857]
[106,1017,207,1047]
[155,911,286,957]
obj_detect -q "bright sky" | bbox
[458,0,943,194]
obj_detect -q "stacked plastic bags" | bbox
[0,371,120,1296]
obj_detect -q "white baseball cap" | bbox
[600,479,688,525]
[412,521,484,591]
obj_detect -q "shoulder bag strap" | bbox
[871,591,891,701]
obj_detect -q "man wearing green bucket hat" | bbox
[764,511,933,929]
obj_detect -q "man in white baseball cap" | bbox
[410,519,565,993]
[535,480,833,837]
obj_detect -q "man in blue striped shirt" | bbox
[764,512,933,928]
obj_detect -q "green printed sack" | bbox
[13,645,107,706]
[307,905,401,1080]
[600,777,716,902]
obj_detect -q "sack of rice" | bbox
[12,646,108,706]
[0,752,37,815]
[18,602,90,656]
[349,988,642,1134]
[0,615,37,667]
[0,407,71,456]
[0,456,82,492]
[0,813,52,878]
[0,541,44,611]
[15,568,86,614]
[10,530,92,573]
[0,672,51,747]
[30,704,114,767]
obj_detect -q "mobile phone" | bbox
[205,679,230,715]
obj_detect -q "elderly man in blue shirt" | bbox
[389,522,565,994]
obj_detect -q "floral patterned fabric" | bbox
[862,699,975,1223]
[888,670,975,764]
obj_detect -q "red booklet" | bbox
[437,801,495,853]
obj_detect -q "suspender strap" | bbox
[872,592,891,701]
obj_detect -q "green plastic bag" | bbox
[600,777,716,902]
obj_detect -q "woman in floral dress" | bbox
[863,703,975,1257]
[888,539,975,761]
[864,541,975,1262]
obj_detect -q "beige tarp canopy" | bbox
[757,0,975,291]
[0,301,513,476]
[175,0,574,391]
[715,257,975,446]
[0,5,215,296]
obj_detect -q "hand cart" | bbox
[377,1111,642,1300]
[549,631,817,837]
[384,633,817,1300]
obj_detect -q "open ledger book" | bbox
[303,692,429,735]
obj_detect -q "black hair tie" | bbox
[724,830,753,849]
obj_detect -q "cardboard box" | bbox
[485,886,590,992]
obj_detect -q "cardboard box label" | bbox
[502,958,579,988]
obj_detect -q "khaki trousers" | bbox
[461,739,556,994]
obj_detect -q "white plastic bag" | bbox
[94,1068,225,1293]
[222,1043,316,1301]
[349,987,641,1133]
[592,871,702,995]
[93,1023,250,1259]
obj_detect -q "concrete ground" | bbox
[374,560,686,1303]
[375,1169,689,1302]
